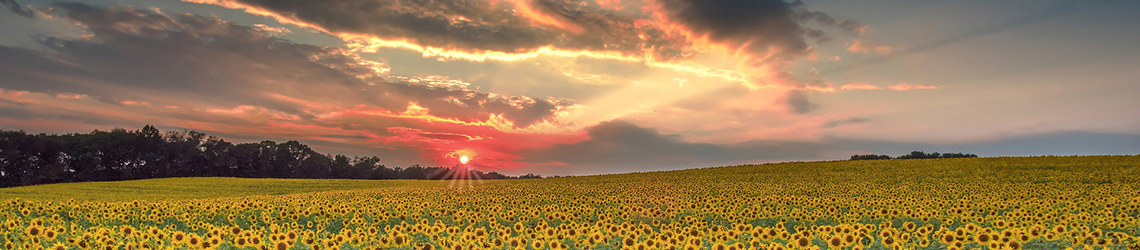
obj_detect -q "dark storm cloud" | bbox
[224,0,606,52]
[656,0,863,61]
[198,0,857,62]
[783,90,815,114]
[528,0,688,57]
[1,0,33,18]
[0,3,568,127]
[656,0,805,57]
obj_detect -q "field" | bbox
[2,156,1139,250]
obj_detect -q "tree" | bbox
[0,125,528,187]
[851,151,978,161]
[850,154,892,160]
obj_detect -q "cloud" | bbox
[186,0,863,74]
[783,90,816,114]
[802,83,836,93]
[516,120,820,174]
[847,39,891,54]
[888,83,938,91]
[185,0,686,60]
[821,117,868,128]
[790,1,867,34]
[654,0,865,62]
[655,0,811,60]
[2,3,571,128]
[840,82,881,90]
[1,0,33,18]
[0,3,588,168]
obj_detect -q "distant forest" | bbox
[0,125,539,188]
[850,151,978,160]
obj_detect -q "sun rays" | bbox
[429,162,485,190]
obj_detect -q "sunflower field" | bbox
[2,155,1139,250]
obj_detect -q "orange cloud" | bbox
[840,82,881,90]
[847,39,892,54]
[888,83,939,91]
[0,2,907,174]
[1,88,585,170]
[180,0,860,90]
[498,0,584,33]
[54,93,86,99]
[595,0,625,11]
[803,84,836,93]
[0,89,36,103]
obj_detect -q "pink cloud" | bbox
[847,39,892,54]
[0,89,36,103]
[840,82,881,90]
[888,83,939,91]
[54,93,86,99]
[119,100,152,106]
[804,85,836,93]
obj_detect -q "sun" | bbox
[459,155,470,164]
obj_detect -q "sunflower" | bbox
[43,228,57,239]
[188,235,201,246]
[795,237,811,248]
[1008,241,1021,250]
[882,236,898,247]
[828,236,843,248]
[976,233,993,244]
[711,242,727,250]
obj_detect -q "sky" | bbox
[1,0,1138,176]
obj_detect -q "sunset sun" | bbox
[459,155,470,164]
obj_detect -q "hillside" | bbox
[4,155,1135,202]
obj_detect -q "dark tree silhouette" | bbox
[850,154,892,160]
[851,151,978,161]
[518,173,543,179]
[0,125,532,187]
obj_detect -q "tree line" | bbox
[850,151,978,160]
[0,125,539,188]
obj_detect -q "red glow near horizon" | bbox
[0,86,589,172]
[314,104,589,170]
